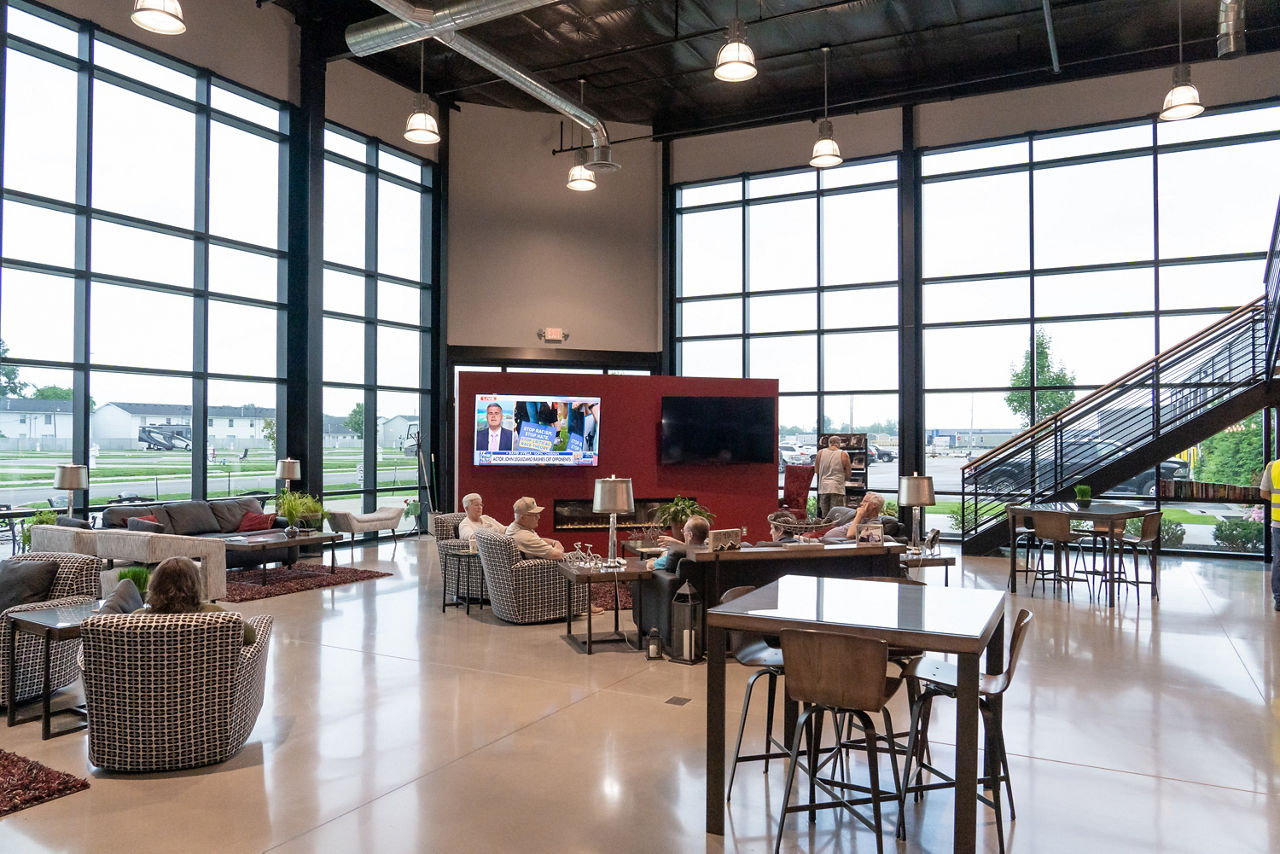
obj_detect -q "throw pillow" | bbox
[237,512,277,532]
[55,516,92,529]
[210,497,263,533]
[0,558,60,612]
[137,514,159,523]
[98,577,144,614]
[127,517,164,533]
[161,501,220,536]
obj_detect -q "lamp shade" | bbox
[54,464,88,491]
[899,474,935,507]
[131,0,186,35]
[1159,64,1204,121]
[276,458,301,481]
[714,20,757,82]
[809,119,843,168]
[404,94,440,145]
[593,476,634,515]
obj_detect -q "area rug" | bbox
[0,750,89,817]
[222,563,392,603]
[590,578,634,612]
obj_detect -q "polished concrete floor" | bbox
[2,540,1277,853]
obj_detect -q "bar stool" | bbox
[774,629,905,854]
[1030,511,1088,600]
[897,609,1034,854]
[1119,511,1162,601]
[720,586,788,801]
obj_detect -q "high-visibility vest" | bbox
[1272,463,1280,524]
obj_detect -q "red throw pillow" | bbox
[137,514,158,523]
[237,512,277,532]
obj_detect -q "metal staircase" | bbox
[960,295,1276,554]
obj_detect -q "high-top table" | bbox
[1007,501,1147,606]
[705,575,1007,853]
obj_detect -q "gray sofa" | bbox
[102,498,299,570]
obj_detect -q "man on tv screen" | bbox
[476,402,514,452]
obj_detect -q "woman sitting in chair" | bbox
[138,556,255,645]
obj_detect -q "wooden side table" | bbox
[7,601,96,739]
[557,558,653,654]
[900,555,958,586]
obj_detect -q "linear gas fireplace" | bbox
[552,498,675,533]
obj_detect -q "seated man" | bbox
[647,515,710,570]
[504,496,565,560]
[457,492,505,543]
[821,492,886,543]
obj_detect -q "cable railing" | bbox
[960,296,1268,537]
[1266,195,1280,386]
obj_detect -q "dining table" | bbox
[1007,501,1149,607]
[704,574,1008,853]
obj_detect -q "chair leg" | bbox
[853,710,885,854]
[1149,544,1159,601]
[980,702,1007,854]
[774,707,817,854]
[727,668,769,801]
[764,670,778,775]
[390,527,398,557]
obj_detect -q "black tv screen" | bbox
[660,396,775,465]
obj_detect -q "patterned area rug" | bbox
[0,749,89,817]
[590,577,634,611]
[223,563,392,603]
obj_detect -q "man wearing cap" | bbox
[505,496,565,560]
[458,493,505,543]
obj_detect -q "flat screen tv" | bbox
[660,396,775,465]
[472,394,600,466]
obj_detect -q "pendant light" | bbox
[566,80,597,192]
[714,0,757,82]
[1159,0,1204,121]
[404,42,441,145]
[809,47,843,169]
[131,0,186,35]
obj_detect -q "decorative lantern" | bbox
[645,627,664,661]
[670,582,704,664]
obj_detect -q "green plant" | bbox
[276,489,327,528]
[1126,516,1187,548]
[948,502,1002,532]
[18,509,58,550]
[884,499,899,516]
[806,496,819,518]
[1074,484,1092,502]
[1211,517,1265,551]
[652,495,714,530]
[117,565,151,595]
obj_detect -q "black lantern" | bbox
[645,627,664,660]
[670,582,704,664]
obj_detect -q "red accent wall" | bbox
[456,373,779,553]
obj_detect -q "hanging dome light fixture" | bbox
[809,47,843,169]
[714,16,757,83]
[1159,0,1204,121]
[404,43,441,145]
[566,79,597,192]
[131,0,186,35]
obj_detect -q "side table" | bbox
[441,549,486,614]
[7,601,96,739]
[557,558,653,654]
[900,555,958,586]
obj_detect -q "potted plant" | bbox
[117,565,151,596]
[653,495,715,539]
[276,489,326,538]
[18,509,58,552]
[1073,484,1092,507]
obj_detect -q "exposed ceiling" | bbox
[273,1,1280,138]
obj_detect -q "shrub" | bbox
[1125,516,1187,548]
[117,565,151,595]
[1212,518,1265,551]
[18,509,58,551]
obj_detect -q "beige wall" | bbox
[446,102,662,352]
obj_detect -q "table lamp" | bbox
[593,475,634,565]
[276,457,301,493]
[899,473,936,554]
[53,464,89,517]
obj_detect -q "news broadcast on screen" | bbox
[473,394,601,466]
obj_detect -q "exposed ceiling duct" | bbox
[1218,0,1246,58]
[347,0,618,172]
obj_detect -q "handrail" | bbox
[965,296,1265,472]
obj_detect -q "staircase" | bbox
[960,295,1276,555]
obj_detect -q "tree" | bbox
[262,417,276,446]
[345,403,364,435]
[1196,412,1263,487]
[0,339,25,398]
[1005,329,1076,427]
[29,385,95,411]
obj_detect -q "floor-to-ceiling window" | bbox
[321,125,434,528]
[674,157,903,501]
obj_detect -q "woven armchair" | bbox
[432,513,480,602]
[80,611,274,771]
[0,551,103,708]
[473,529,586,624]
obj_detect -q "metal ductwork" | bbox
[437,31,618,171]
[346,0,555,57]
[1217,0,1245,58]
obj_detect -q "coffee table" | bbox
[6,601,96,739]
[223,530,341,584]
[556,557,653,654]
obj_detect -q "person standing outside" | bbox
[815,435,851,517]
[1259,460,1280,611]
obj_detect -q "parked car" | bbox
[777,443,815,472]
[869,443,896,463]
[976,439,1190,496]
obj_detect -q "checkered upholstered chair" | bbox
[473,529,586,624]
[0,551,102,708]
[80,611,273,771]
[432,513,481,605]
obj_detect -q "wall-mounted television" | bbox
[473,394,600,466]
[660,396,775,465]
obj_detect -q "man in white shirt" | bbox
[457,492,505,544]
[504,496,564,560]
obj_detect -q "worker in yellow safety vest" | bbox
[1257,459,1280,611]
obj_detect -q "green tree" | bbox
[1196,412,1263,487]
[0,339,26,397]
[262,417,276,446]
[29,385,95,411]
[345,403,364,435]
[1005,330,1076,427]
